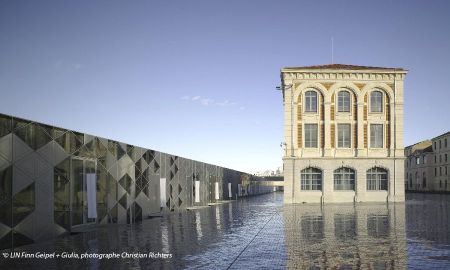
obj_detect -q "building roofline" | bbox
[281,64,408,73]
[432,131,450,140]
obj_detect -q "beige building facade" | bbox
[280,64,407,203]
[405,132,450,192]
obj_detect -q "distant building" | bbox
[280,64,407,203]
[405,132,450,192]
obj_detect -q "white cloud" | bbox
[180,95,244,109]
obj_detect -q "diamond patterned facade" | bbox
[0,113,273,250]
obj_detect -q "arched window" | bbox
[301,167,322,190]
[305,91,317,112]
[337,91,351,112]
[367,167,388,190]
[370,90,383,113]
[334,167,355,190]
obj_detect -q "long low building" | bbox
[405,132,450,192]
[0,113,273,249]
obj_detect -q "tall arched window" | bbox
[305,91,318,112]
[301,167,322,190]
[367,167,388,190]
[334,167,355,190]
[337,91,351,112]
[370,90,383,113]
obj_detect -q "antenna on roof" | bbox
[331,37,334,64]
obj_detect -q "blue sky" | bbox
[1,0,449,173]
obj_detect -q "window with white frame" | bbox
[337,124,351,148]
[305,90,317,112]
[304,124,318,148]
[301,167,322,190]
[367,167,388,190]
[337,91,351,112]
[334,167,355,190]
[370,124,383,148]
[370,90,383,113]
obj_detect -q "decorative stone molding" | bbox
[282,72,406,82]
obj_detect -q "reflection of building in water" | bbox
[406,193,450,244]
[283,203,406,269]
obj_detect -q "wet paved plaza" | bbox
[1,192,450,269]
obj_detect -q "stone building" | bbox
[406,132,450,192]
[280,64,407,203]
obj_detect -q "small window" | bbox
[445,154,448,162]
[304,124,318,148]
[440,167,442,176]
[445,138,448,148]
[416,157,420,165]
[370,91,383,113]
[423,156,427,164]
[370,124,383,148]
[337,124,351,148]
[337,91,351,112]
[305,91,317,112]
[434,142,437,150]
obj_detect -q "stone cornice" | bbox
[282,71,406,81]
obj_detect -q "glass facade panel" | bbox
[72,159,84,226]
[97,165,108,222]
[304,124,318,148]
[0,114,12,138]
[0,166,12,227]
[54,158,70,229]
[305,91,317,112]
[12,183,35,227]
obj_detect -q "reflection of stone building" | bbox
[0,113,273,250]
[405,132,450,192]
[283,203,407,269]
[280,64,407,203]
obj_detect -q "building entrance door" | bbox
[71,157,97,227]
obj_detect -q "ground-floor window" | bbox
[334,167,355,190]
[301,167,322,190]
[367,167,388,190]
